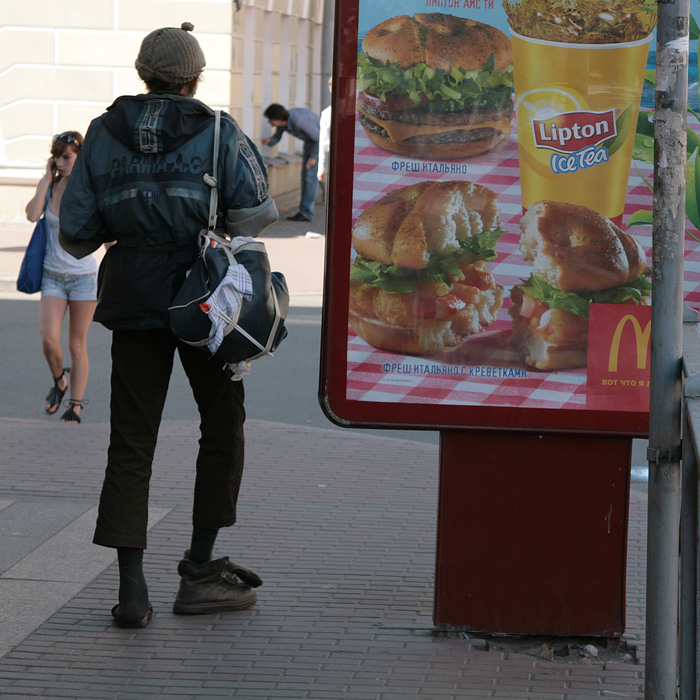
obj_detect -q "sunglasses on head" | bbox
[53,132,77,144]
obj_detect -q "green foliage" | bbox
[630,37,700,243]
[686,148,700,231]
[603,106,635,157]
[626,209,654,227]
[633,110,655,164]
[690,13,700,40]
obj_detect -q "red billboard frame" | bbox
[318,0,651,437]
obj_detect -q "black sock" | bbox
[116,547,149,617]
[188,526,219,565]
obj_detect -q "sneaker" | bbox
[172,553,262,615]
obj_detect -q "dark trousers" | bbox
[93,329,246,549]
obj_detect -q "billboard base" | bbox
[434,430,632,636]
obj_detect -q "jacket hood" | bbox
[101,92,214,154]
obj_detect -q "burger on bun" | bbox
[509,201,651,371]
[356,13,514,159]
[349,180,505,356]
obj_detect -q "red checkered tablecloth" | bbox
[345,116,700,409]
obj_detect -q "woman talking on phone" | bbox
[25,131,98,424]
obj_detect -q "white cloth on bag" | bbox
[200,263,254,354]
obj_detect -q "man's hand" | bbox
[261,137,271,146]
[318,171,325,183]
[306,157,317,171]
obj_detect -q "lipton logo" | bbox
[533,110,617,154]
[608,314,651,372]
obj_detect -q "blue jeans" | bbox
[42,270,97,301]
[299,152,319,220]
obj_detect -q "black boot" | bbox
[112,547,152,628]
[172,551,262,615]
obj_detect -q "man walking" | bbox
[262,103,320,222]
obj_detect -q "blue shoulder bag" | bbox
[17,184,51,294]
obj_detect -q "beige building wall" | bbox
[0,0,324,228]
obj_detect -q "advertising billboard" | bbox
[320,0,698,435]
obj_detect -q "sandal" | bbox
[60,398,88,424]
[44,368,69,415]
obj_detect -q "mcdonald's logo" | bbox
[608,314,651,372]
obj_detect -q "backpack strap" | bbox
[204,110,221,233]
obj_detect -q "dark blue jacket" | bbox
[60,91,277,330]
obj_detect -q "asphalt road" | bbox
[0,207,647,465]
[1,293,653,506]
[0,297,440,445]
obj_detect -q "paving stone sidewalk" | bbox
[0,198,649,698]
[0,417,647,699]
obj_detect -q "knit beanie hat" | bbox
[135,22,206,84]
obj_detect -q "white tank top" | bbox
[43,202,98,276]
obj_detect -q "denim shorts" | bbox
[41,270,97,302]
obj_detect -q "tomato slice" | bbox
[452,283,479,305]
[358,90,431,112]
[415,294,465,319]
[458,264,495,291]
[436,295,467,319]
